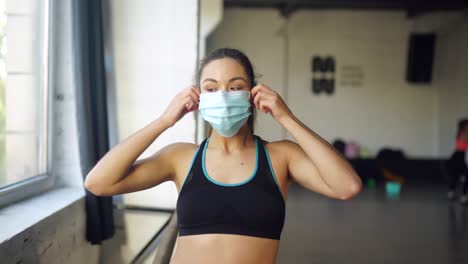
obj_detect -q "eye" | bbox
[206,88,217,92]
[230,87,242,91]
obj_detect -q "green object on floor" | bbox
[367,178,376,189]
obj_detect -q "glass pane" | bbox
[0,0,48,188]
[100,210,172,264]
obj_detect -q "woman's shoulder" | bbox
[160,141,199,161]
[258,136,298,154]
[258,135,295,146]
[172,141,199,151]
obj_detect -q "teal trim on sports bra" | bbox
[202,136,259,187]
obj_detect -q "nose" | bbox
[219,84,229,92]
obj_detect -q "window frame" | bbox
[0,0,55,208]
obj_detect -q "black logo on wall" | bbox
[311,56,335,95]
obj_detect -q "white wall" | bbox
[434,17,468,157]
[209,8,468,158]
[109,0,199,208]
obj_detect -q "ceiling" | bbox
[224,0,468,17]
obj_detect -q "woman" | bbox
[447,118,468,204]
[84,48,362,264]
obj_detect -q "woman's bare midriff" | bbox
[169,233,280,264]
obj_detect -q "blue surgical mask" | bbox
[199,91,251,137]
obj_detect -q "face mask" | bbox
[199,90,251,137]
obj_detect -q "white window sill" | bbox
[0,187,86,244]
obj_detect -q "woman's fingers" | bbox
[191,86,201,96]
[251,84,267,104]
[181,86,200,111]
[253,91,262,109]
[251,83,293,121]
[253,91,275,112]
[251,85,261,100]
[188,90,199,105]
[251,84,283,115]
[184,95,195,111]
[259,98,272,113]
[190,102,199,111]
[162,86,200,126]
[191,86,201,103]
[252,85,276,108]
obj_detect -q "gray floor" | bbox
[110,183,468,264]
[277,183,468,264]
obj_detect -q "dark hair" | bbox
[457,118,468,138]
[198,48,258,135]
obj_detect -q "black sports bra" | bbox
[176,135,286,240]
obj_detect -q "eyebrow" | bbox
[202,76,249,84]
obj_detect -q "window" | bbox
[0,0,51,208]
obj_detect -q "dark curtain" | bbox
[72,0,115,244]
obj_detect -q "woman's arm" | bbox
[84,118,173,196]
[84,86,200,196]
[279,115,362,200]
[251,84,362,200]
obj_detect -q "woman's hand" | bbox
[161,85,200,127]
[251,83,293,123]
